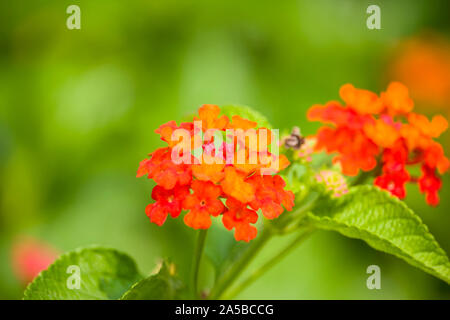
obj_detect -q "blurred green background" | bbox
[1,0,450,299]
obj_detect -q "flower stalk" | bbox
[209,191,319,299]
[223,226,315,299]
[191,229,208,298]
[208,227,272,299]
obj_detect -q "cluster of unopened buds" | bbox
[315,170,349,198]
[137,104,294,242]
[308,82,449,206]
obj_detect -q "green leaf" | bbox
[120,260,185,300]
[221,105,272,128]
[307,185,450,284]
[23,246,142,300]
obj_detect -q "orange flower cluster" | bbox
[308,82,449,206]
[389,35,450,110]
[137,104,294,241]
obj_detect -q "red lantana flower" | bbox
[145,185,190,226]
[248,175,294,220]
[137,104,293,241]
[183,180,224,229]
[308,82,449,206]
[418,165,442,206]
[222,198,258,242]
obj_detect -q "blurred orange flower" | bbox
[388,34,450,110]
[308,82,449,206]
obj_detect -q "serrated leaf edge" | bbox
[308,185,450,284]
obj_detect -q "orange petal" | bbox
[381,82,414,116]
[221,167,255,203]
[260,200,284,219]
[408,113,448,138]
[364,119,400,148]
[340,84,384,114]
[192,155,225,183]
[198,104,229,130]
[228,115,257,130]
[183,209,212,229]
[234,224,257,242]
[145,204,168,226]
[136,159,150,177]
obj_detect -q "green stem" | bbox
[208,228,272,299]
[208,190,319,299]
[223,227,315,299]
[191,229,208,298]
[275,191,319,232]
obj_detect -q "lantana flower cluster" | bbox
[308,82,449,206]
[137,104,294,242]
